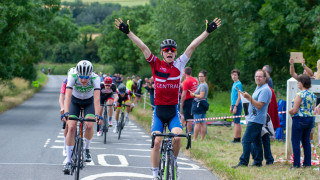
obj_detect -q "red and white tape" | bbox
[188,111,287,122]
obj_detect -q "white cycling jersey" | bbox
[66,72,101,99]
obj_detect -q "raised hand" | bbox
[206,18,222,33]
[114,18,130,34]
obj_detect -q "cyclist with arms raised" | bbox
[62,60,103,174]
[115,17,221,179]
[97,77,118,136]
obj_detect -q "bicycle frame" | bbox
[102,103,113,144]
[117,103,131,140]
[69,113,96,180]
[151,124,191,180]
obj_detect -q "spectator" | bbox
[143,77,149,88]
[232,69,272,168]
[180,67,198,133]
[42,68,45,74]
[252,114,275,166]
[131,76,137,95]
[190,70,209,140]
[48,67,51,75]
[289,74,316,168]
[136,75,143,104]
[126,76,133,90]
[289,58,314,80]
[289,58,315,142]
[119,74,124,84]
[112,74,117,84]
[266,77,280,132]
[262,65,273,89]
[230,69,243,143]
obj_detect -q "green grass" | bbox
[0,71,48,112]
[61,0,149,6]
[131,93,320,180]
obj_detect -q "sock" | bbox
[174,156,177,165]
[237,138,241,142]
[125,112,129,118]
[63,137,66,150]
[108,116,112,122]
[85,138,92,149]
[152,167,159,177]
[66,146,74,163]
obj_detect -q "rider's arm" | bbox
[185,18,221,58]
[127,32,151,59]
[64,88,72,114]
[115,18,151,59]
[59,93,65,115]
[94,89,101,116]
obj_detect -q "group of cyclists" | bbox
[59,17,221,179]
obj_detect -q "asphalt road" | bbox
[0,75,218,180]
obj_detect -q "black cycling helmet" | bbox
[160,39,177,49]
[118,84,126,94]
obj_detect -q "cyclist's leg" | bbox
[124,100,131,123]
[66,100,80,163]
[151,105,164,178]
[98,94,106,133]
[107,97,114,125]
[83,102,95,162]
[169,105,183,158]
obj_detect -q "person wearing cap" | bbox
[115,17,221,179]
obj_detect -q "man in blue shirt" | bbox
[232,69,272,168]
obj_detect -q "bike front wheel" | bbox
[118,112,124,140]
[74,138,83,180]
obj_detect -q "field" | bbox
[61,0,149,6]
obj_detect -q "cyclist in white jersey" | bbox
[62,60,103,174]
[115,17,221,179]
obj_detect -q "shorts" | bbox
[183,98,193,120]
[100,93,114,106]
[69,96,95,118]
[151,104,183,133]
[232,105,242,124]
[194,114,206,123]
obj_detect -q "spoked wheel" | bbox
[164,152,171,180]
[103,118,107,144]
[74,138,82,180]
[159,142,166,180]
[118,112,124,140]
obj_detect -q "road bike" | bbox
[68,114,96,180]
[151,123,192,180]
[117,103,132,140]
[100,103,113,144]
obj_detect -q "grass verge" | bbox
[0,71,47,113]
[131,94,320,180]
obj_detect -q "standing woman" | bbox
[289,74,316,168]
[191,70,209,140]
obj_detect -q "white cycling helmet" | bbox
[67,67,77,76]
[76,60,93,77]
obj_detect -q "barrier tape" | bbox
[275,143,320,166]
[187,111,287,122]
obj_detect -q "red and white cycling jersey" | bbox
[146,53,189,105]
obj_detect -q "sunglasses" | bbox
[162,47,177,53]
[79,75,90,79]
[105,84,111,87]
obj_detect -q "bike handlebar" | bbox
[150,132,192,150]
[68,116,96,122]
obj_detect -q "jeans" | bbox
[252,133,274,164]
[291,116,313,167]
[239,122,263,165]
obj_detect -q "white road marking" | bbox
[43,138,50,148]
[97,154,128,167]
[178,162,201,170]
[141,135,150,138]
[129,155,150,158]
[82,172,153,179]
[117,148,150,152]
[130,128,142,131]
[51,146,106,150]
[145,139,152,142]
[113,143,149,146]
